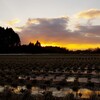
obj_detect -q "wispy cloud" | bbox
[76,9,100,19]
[7,18,20,26]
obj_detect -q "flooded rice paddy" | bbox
[0,54,99,99]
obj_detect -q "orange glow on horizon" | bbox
[41,43,100,50]
[25,40,100,50]
[65,44,100,50]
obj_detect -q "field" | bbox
[0,54,100,100]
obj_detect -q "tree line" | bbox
[0,26,100,54]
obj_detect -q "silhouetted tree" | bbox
[35,40,41,47]
[5,28,20,47]
[0,27,20,52]
[29,42,34,47]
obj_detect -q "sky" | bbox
[0,0,100,50]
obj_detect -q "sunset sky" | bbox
[0,0,100,50]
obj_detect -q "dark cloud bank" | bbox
[18,17,100,45]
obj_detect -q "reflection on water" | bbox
[18,75,100,84]
[78,78,87,83]
[0,85,99,99]
[91,78,100,83]
[66,77,75,82]
[0,86,4,92]
[78,88,93,98]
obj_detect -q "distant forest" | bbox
[0,26,100,54]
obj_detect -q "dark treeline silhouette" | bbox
[0,26,100,54]
[16,41,68,53]
[0,27,20,53]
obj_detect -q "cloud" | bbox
[76,9,100,19]
[18,17,100,46]
[75,25,100,44]
[19,17,71,43]
[77,25,100,35]
[7,18,20,26]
